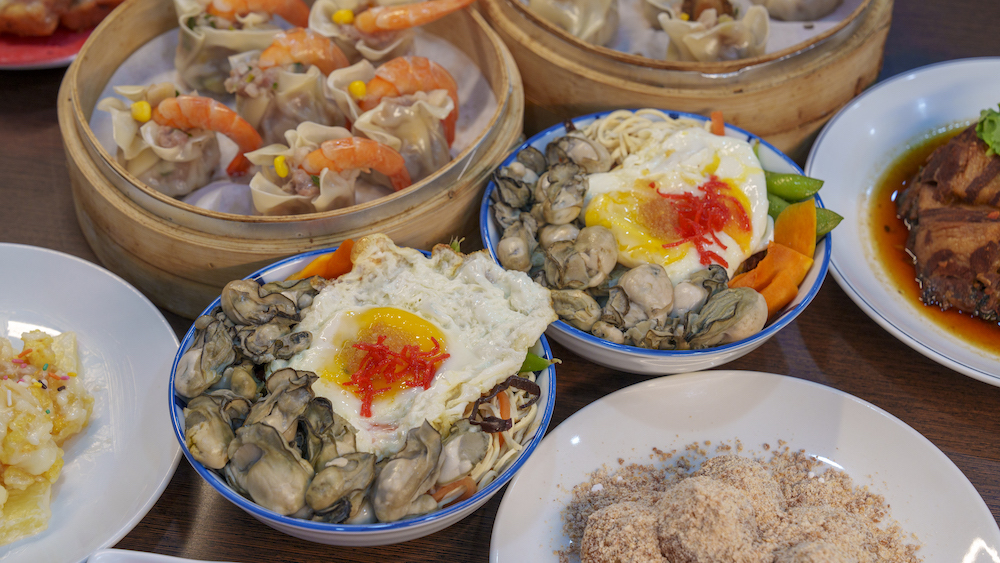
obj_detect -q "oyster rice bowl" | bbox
[169,235,557,546]
[482,110,830,375]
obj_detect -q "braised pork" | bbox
[896,126,1000,320]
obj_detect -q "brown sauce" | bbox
[868,125,1000,356]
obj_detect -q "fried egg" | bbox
[280,234,556,459]
[584,126,772,283]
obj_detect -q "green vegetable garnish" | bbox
[519,352,555,374]
[815,208,843,239]
[767,192,790,219]
[311,175,320,187]
[976,105,1000,157]
[449,236,464,253]
[764,171,824,202]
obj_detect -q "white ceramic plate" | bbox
[490,370,1000,562]
[0,244,181,563]
[807,57,1000,386]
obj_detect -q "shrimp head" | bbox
[359,56,459,145]
[353,0,475,33]
[258,28,350,75]
[206,0,310,27]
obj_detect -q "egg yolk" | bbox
[325,307,450,417]
[585,174,753,269]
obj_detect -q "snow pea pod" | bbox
[764,171,824,202]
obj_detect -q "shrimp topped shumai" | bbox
[308,0,475,65]
[245,122,410,215]
[226,27,351,145]
[174,0,312,93]
[97,83,263,197]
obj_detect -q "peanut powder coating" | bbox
[559,441,921,563]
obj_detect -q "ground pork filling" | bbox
[560,440,922,563]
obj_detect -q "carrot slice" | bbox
[496,391,511,448]
[730,242,813,318]
[286,239,355,280]
[710,111,725,136]
[773,198,817,258]
[431,476,477,505]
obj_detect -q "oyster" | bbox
[224,423,315,516]
[298,397,357,472]
[174,313,237,399]
[244,368,317,443]
[305,452,376,522]
[183,389,251,469]
[686,287,768,348]
[221,279,300,327]
[437,421,490,486]
[547,131,613,174]
[372,421,442,523]
[551,289,602,332]
[543,226,617,289]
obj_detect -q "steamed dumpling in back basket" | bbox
[749,0,843,21]
[97,83,263,197]
[226,27,351,145]
[528,0,618,46]
[327,56,457,182]
[308,0,475,65]
[651,0,769,62]
[245,122,411,215]
[174,0,311,94]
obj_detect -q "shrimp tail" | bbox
[227,154,254,177]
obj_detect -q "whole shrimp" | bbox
[300,137,412,191]
[352,0,475,34]
[258,27,350,75]
[205,0,310,27]
[358,56,459,145]
[152,96,264,177]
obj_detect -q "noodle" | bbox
[467,370,541,494]
[580,109,708,167]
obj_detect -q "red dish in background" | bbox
[0,26,92,69]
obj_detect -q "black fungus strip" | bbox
[468,375,541,432]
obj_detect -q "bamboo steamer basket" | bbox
[58,0,523,319]
[479,0,892,163]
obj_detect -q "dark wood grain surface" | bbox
[2,0,1000,561]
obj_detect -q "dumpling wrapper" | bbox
[327,60,453,181]
[229,50,347,145]
[658,2,769,62]
[528,0,619,46]
[246,122,374,215]
[96,84,221,197]
[308,0,413,64]
[351,90,453,182]
[749,0,843,21]
[174,0,282,94]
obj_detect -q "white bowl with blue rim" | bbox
[168,245,556,546]
[480,110,830,375]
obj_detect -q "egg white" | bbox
[584,127,772,283]
[278,235,557,460]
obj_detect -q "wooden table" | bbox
[2,1,1000,560]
